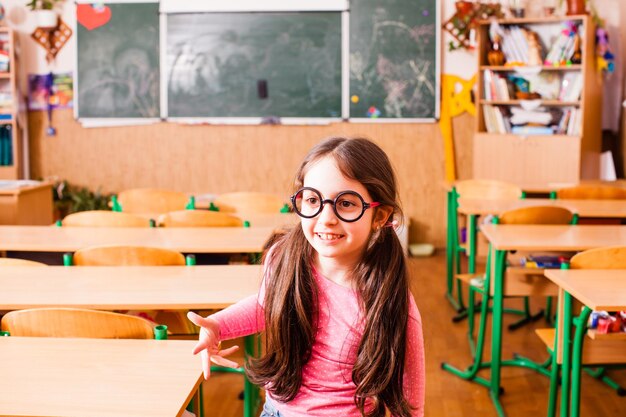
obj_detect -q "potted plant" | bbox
[26,0,64,29]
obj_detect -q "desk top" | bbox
[0,181,51,196]
[458,198,626,218]
[0,265,262,310]
[0,337,201,417]
[544,269,626,311]
[0,225,275,253]
[443,179,626,193]
[480,224,626,251]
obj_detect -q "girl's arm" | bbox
[403,295,425,417]
[211,293,266,340]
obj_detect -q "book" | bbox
[511,125,554,135]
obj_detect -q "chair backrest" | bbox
[213,191,285,213]
[0,258,47,266]
[1,308,155,339]
[72,245,186,266]
[570,246,626,269]
[454,179,523,200]
[61,210,151,227]
[117,188,189,214]
[158,210,243,227]
[498,206,574,225]
[556,185,626,200]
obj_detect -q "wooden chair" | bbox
[158,210,243,227]
[61,210,151,227]
[536,246,626,417]
[1,307,155,339]
[69,245,194,335]
[115,188,192,214]
[556,184,626,200]
[72,245,186,266]
[0,258,47,266]
[448,179,523,314]
[212,191,286,214]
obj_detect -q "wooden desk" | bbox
[480,224,626,252]
[0,225,275,253]
[0,182,53,225]
[446,195,626,312]
[0,265,262,310]
[0,337,202,417]
[444,225,626,416]
[457,198,626,218]
[0,264,263,417]
[544,269,626,417]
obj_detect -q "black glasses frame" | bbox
[290,187,380,223]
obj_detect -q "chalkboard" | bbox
[350,0,439,120]
[165,12,342,119]
[76,2,160,119]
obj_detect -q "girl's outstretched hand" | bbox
[187,311,240,379]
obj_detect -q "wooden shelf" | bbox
[587,329,626,340]
[480,65,582,72]
[478,15,587,25]
[474,15,602,184]
[480,100,580,106]
[0,27,21,180]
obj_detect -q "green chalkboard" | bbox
[350,0,438,119]
[76,3,160,118]
[166,12,342,118]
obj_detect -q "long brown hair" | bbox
[246,137,413,417]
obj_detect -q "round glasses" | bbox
[290,187,380,223]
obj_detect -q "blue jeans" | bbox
[259,397,286,417]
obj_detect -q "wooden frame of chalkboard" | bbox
[160,0,348,124]
[348,0,440,122]
[74,0,439,124]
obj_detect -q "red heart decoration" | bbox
[77,4,111,31]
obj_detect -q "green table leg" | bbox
[570,306,592,417]
[561,291,573,417]
[489,249,507,416]
[243,334,260,417]
[446,189,463,311]
[467,214,477,274]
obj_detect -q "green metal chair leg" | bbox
[507,296,544,331]
[583,367,626,395]
[442,248,494,391]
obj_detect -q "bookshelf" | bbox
[0,27,24,180]
[474,15,603,184]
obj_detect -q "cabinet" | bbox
[473,15,602,184]
[0,27,24,180]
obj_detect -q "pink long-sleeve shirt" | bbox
[212,266,425,417]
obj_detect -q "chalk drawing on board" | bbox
[350,1,438,120]
[76,3,160,119]
[165,13,342,118]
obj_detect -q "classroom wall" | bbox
[12,0,624,245]
[6,1,473,246]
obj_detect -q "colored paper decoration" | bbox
[77,3,112,31]
[31,18,73,63]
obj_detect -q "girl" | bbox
[188,137,425,417]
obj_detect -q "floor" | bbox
[198,251,626,416]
